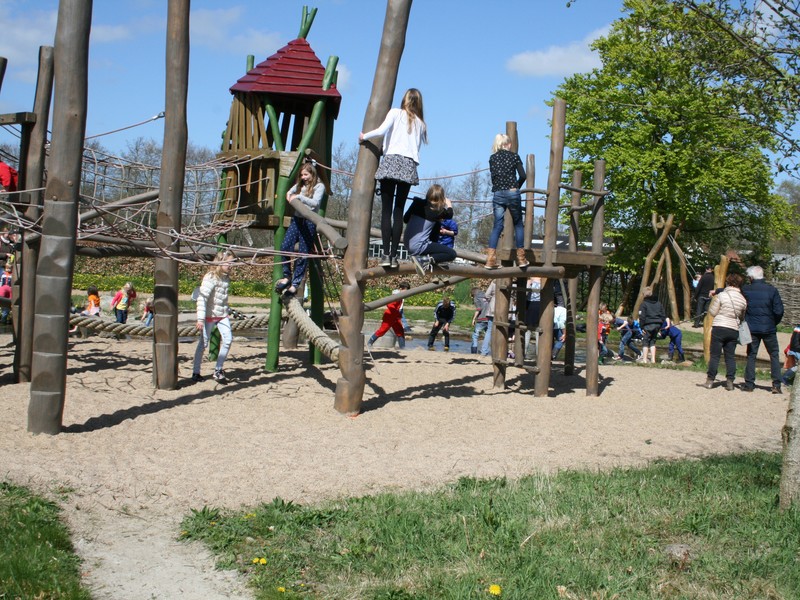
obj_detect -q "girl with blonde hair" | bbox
[485,133,529,269]
[403,184,457,276]
[193,249,235,383]
[360,88,427,268]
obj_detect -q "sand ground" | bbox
[0,330,791,599]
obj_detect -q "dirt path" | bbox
[0,333,790,598]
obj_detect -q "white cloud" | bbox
[91,24,134,44]
[191,7,282,57]
[0,5,57,70]
[335,63,351,91]
[506,26,610,78]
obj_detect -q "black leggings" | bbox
[379,179,411,257]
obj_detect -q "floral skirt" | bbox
[375,154,419,185]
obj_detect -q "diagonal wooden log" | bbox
[28,0,92,435]
[334,0,412,415]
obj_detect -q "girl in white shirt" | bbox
[193,250,235,383]
[360,88,427,268]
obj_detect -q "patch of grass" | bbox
[181,452,800,599]
[0,482,91,599]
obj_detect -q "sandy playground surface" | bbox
[0,330,792,599]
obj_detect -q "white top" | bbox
[362,108,426,164]
[288,181,325,212]
[195,272,230,321]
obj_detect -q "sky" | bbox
[0,0,625,194]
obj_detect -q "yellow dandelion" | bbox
[488,584,502,596]
[277,587,286,593]
[251,557,260,564]
[259,557,267,565]
[244,512,256,519]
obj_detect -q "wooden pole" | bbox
[632,213,674,318]
[334,0,412,415]
[565,170,582,376]
[665,248,679,322]
[153,0,189,390]
[585,159,606,397]
[0,57,6,93]
[17,46,54,383]
[28,0,92,434]
[670,230,693,321]
[534,99,565,397]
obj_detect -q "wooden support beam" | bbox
[0,112,36,126]
[356,264,565,282]
[288,197,347,249]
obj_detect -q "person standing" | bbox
[485,134,529,270]
[275,162,325,297]
[193,250,235,383]
[702,273,747,390]
[360,88,427,268]
[427,295,456,351]
[470,282,495,355]
[693,266,715,327]
[638,287,666,363]
[741,265,784,394]
[111,282,136,324]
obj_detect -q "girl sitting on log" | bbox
[403,184,457,277]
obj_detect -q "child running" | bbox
[367,281,410,349]
[193,250,235,383]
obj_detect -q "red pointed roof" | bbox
[230,38,341,116]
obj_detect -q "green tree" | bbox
[556,0,793,272]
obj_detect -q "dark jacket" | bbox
[639,296,666,328]
[693,271,715,302]
[742,279,783,334]
[434,301,456,323]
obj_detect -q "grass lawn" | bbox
[181,452,800,599]
[0,482,91,599]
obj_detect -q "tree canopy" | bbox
[557,0,795,271]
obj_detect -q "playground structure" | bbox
[1,0,609,435]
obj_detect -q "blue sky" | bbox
[0,0,624,192]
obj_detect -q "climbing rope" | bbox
[280,295,340,361]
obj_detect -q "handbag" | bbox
[738,320,752,345]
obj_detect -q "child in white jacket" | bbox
[193,250,235,383]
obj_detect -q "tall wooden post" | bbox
[153,0,190,389]
[585,159,606,397]
[335,0,412,414]
[17,46,54,383]
[28,0,92,434]
[534,99,565,396]
[565,170,582,376]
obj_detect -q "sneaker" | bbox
[212,370,228,383]
[380,254,391,267]
[390,256,399,268]
[444,346,450,352]
[612,355,621,361]
[740,385,754,392]
[411,255,429,277]
[427,346,435,351]
[772,386,783,395]
[725,379,735,391]
[191,373,204,382]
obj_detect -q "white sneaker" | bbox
[411,255,429,277]
[212,370,228,383]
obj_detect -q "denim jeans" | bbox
[281,217,317,288]
[472,319,492,355]
[618,330,641,358]
[745,331,782,388]
[488,189,524,249]
[708,326,739,381]
[193,317,232,374]
[783,350,800,384]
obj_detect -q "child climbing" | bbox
[660,318,685,362]
[275,161,325,297]
[485,133,529,270]
[403,184,457,277]
[360,88,427,268]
